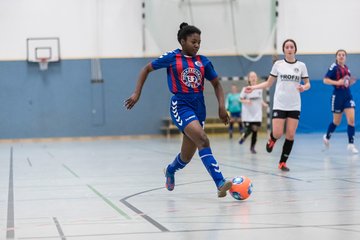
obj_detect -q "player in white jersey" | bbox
[244,39,311,171]
[239,71,268,154]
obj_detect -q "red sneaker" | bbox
[278,162,290,171]
[266,138,275,153]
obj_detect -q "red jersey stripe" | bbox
[169,65,178,93]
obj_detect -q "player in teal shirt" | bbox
[225,84,243,138]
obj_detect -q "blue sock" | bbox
[326,122,337,139]
[167,154,187,174]
[198,147,224,188]
[347,125,355,144]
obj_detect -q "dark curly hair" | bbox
[177,22,201,43]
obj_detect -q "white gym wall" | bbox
[0,0,359,61]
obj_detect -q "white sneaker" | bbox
[323,134,330,148]
[347,144,359,154]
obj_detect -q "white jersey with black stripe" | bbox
[270,59,308,111]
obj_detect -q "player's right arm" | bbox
[323,64,344,86]
[323,77,344,86]
[245,75,275,93]
[124,63,154,110]
[239,88,251,104]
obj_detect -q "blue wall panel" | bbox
[1,54,360,138]
[299,80,360,133]
[0,59,170,138]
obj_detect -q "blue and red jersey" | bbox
[325,63,351,92]
[151,48,218,94]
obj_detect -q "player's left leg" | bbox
[250,123,260,154]
[344,107,358,153]
[184,121,232,197]
[278,116,299,171]
[228,118,234,139]
[237,117,244,133]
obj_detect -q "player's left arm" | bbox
[297,63,311,92]
[210,77,230,125]
[298,77,311,92]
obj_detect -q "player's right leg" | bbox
[324,113,342,147]
[324,97,343,147]
[266,113,285,153]
[165,135,196,191]
[239,122,251,144]
[166,95,197,191]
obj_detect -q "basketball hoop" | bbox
[27,37,60,72]
[39,58,48,71]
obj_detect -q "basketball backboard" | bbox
[26,37,60,70]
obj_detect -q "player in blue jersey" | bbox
[124,22,232,198]
[225,84,243,139]
[323,49,358,153]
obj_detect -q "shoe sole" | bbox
[217,181,232,198]
[279,167,290,172]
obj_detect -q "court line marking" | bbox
[120,180,211,233]
[6,147,15,239]
[14,222,360,239]
[220,162,312,182]
[61,164,131,220]
[52,217,66,240]
[27,157,32,167]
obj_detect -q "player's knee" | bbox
[332,119,341,125]
[197,132,210,148]
[272,132,283,139]
[347,120,355,126]
[285,133,295,140]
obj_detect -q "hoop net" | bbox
[39,58,49,71]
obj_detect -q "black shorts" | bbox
[272,110,300,120]
[243,122,261,128]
